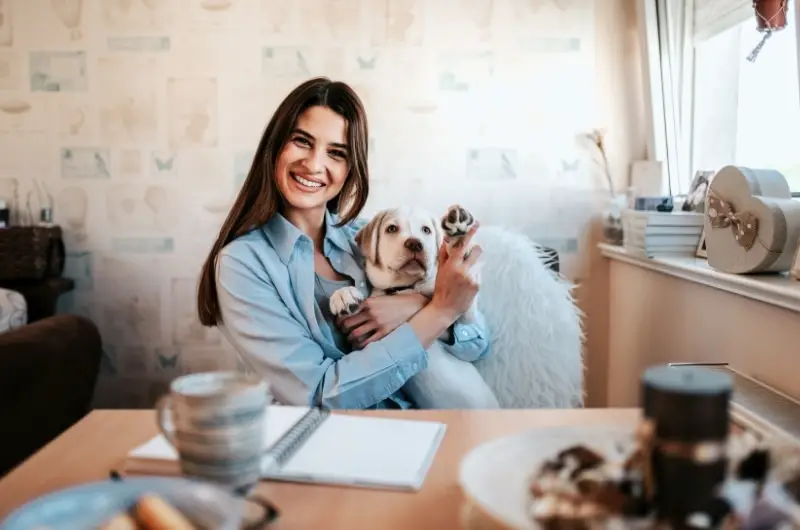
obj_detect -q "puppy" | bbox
[329,204,500,409]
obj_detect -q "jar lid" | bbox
[642,365,732,441]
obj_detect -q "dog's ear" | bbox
[431,215,444,250]
[355,211,388,266]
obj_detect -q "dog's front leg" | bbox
[329,286,365,318]
[441,204,481,325]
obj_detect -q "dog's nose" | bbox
[404,238,423,252]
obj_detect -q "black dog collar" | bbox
[383,284,417,295]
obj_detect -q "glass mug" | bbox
[155,371,270,492]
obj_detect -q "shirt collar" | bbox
[262,209,353,266]
[323,209,352,255]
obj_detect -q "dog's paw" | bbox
[441,204,476,239]
[329,286,365,318]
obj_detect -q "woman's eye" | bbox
[421,226,431,234]
[329,150,347,160]
[292,136,311,147]
[386,225,398,234]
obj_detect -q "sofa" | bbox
[0,288,102,477]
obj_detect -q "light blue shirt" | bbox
[215,209,491,410]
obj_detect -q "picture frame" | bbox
[696,227,708,259]
[682,170,715,213]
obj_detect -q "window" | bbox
[640,0,800,194]
[692,12,800,191]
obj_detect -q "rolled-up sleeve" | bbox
[440,308,491,363]
[216,253,428,410]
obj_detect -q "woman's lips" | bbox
[290,172,324,190]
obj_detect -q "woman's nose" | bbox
[302,148,325,174]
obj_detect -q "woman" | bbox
[197,77,491,409]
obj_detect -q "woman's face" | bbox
[275,105,350,215]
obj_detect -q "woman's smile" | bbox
[289,171,326,191]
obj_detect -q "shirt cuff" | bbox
[441,311,491,363]
[452,321,483,342]
[383,322,428,371]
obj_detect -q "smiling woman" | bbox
[194,77,492,410]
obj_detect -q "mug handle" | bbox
[155,395,178,447]
[241,493,280,529]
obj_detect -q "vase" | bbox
[602,194,627,245]
[754,0,788,30]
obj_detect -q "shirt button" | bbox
[461,330,469,338]
[412,363,419,371]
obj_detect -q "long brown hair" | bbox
[197,77,370,326]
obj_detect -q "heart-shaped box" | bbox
[705,166,800,274]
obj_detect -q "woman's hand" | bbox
[337,292,428,349]
[429,223,483,322]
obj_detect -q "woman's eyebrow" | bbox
[293,127,348,150]
[293,128,314,141]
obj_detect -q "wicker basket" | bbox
[0,226,66,281]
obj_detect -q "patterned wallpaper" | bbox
[0,0,638,408]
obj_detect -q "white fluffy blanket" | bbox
[472,226,585,408]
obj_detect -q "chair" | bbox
[0,295,102,476]
[472,227,584,408]
[535,245,560,274]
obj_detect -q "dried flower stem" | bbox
[585,129,616,198]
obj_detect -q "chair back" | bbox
[472,226,584,408]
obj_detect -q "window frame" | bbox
[795,0,800,197]
[637,0,800,197]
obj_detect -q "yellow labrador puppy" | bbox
[329,205,500,409]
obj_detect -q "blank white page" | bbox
[266,414,447,491]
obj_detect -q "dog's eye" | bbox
[385,224,398,234]
[421,226,431,234]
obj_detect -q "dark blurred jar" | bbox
[641,365,733,529]
[0,199,9,228]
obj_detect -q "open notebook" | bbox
[122,406,446,492]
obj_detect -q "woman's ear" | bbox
[355,211,388,266]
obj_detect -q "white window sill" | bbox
[599,243,800,314]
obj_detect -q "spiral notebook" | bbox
[122,406,447,491]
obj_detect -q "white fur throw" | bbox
[472,226,585,408]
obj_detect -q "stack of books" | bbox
[621,209,704,258]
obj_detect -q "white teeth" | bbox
[292,173,323,188]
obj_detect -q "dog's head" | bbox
[354,207,443,291]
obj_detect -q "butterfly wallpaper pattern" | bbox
[0,0,643,408]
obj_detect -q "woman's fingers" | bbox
[359,328,389,348]
[437,241,449,265]
[338,310,369,333]
[348,321,378,344]
[463,245,483,268]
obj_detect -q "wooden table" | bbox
[0,408,640,528]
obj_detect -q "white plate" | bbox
[458,425,635,530]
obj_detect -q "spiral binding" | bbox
[266,407,330,467]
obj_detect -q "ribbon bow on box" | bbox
[707,195,759,250]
